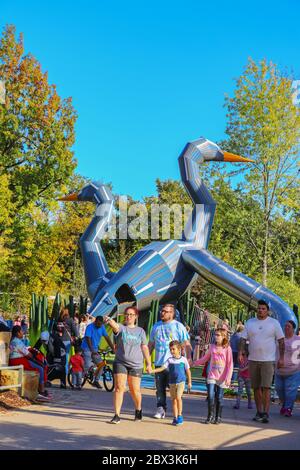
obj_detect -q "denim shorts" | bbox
[113,362,143,377]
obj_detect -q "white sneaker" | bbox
[36,393,51,401]
[153,406,166,419]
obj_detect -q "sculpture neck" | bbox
[80,200,113,300]
[179,155,216,248]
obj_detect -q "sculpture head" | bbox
[59,181,110,203]
[184,137,254,164]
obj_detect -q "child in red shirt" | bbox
[69,347,85,390]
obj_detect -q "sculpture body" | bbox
[61,138,297,328]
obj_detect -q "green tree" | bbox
[224,58,300,286]
[0,24,77,310]
[0,173,12,285]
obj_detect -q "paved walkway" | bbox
[0,384,300,450]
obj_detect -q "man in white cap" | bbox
[33,331,50,351]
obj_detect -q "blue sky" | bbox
[1,0,300,199]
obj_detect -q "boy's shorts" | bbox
[169,382,185,399]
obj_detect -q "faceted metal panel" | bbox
[72,137,297,329]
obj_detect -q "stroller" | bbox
[47,362,66,385]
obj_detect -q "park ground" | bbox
[0,384,300,450]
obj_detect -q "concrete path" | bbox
[0,384,299,450]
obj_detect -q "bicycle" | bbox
[67,349,114,392]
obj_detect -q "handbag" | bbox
[63,322,76,344]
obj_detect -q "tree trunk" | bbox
[262,219,269,287]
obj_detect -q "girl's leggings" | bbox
[237,377,251,398]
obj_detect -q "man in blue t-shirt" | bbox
[149,304,192,419]
[81,316,114,388]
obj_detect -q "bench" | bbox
[0,365,24,396]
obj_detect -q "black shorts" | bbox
[113,362,143,377]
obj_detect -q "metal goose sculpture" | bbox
[60,137,297,327]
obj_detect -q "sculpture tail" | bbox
[182,249,297,328]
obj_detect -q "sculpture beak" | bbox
[223,151,254,163]
[58,192,78,201]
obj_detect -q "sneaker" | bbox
[172,417,178,426]
[134,409,142,421]
[92,381,103,389]
[252,412,264,422]
[110,414,121,424]
[285,408,292,417]
[60,383,67,389]
[40,390,53,398]
[233,403,240,409]
[261,413,269,423]
[153,406,166,419]
[280,407,287,415]
[36,393,51,401]
[176,415,183,426]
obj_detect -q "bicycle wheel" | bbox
[67,367,74,388]
[102,366,114,392]
[67,367,87,388]
[86,367,95,385]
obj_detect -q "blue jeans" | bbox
[28,360,44,385]
[63,341,71,375]
[275,371,300,409]
[207,383,224,405]
[155,369,169,410]
[72,371,83,387]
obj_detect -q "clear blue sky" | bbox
[2,0,300,199]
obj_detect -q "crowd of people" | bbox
[4,309,96,399]
[4,299,300,426]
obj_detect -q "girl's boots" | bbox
[214,401,222,424]
[205,400,214,424]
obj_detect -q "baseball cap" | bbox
[40,331,50,342]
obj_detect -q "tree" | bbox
[0,24,77,310]
[0,173,13,286]
[224,58,300,286]
[0,25,77,203]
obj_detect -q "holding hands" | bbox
[277,358,284,369]
[146,364,153,374]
